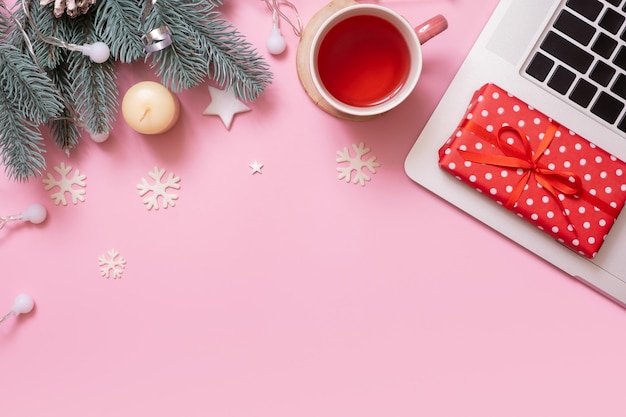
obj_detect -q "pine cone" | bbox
[40,0,96,18]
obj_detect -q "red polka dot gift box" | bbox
[438,83,626,259]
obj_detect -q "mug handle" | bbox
[415,14,448,45]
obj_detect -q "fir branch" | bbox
[70,56,117,135]
[0,93,47,181]
[0,6,10,41]
[26,2,64,69]
[49,109,82,151]
[11,1,68,69]
[144,0,211,92]
[145,0,272,100]
[48,63,81,151]
[94,0,144,63]
[0,44,64,123]
[67,13,118,136]
[0,43,63,180]
[202,17,272,102]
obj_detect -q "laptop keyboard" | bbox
[524,0,626,134]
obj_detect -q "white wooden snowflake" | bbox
[42,162,87,205]
[137,167,181,210]
[336,142,381,186]
[98,249,126,279]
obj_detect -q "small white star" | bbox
[249,161,263,175]
[202,86,251,129]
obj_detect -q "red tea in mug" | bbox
[317,15,411,107]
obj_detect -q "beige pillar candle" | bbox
[122,81,180,134]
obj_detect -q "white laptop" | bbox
[405,0,626,305]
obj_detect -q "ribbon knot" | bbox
[457,120,619,231]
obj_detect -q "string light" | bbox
[19,0,110,63]
[0,203,47,231]
[0,294,35,324]
[262,0,302,55]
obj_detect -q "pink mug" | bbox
[309,4,447,117]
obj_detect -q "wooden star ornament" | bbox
[202,86,251,130]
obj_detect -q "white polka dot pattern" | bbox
[438,84,626,259]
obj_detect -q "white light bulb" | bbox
[10,294,34,315]
[266,28,286,55]
[90,131,110,143]
[81,42,110,63]
[20,203,47,224]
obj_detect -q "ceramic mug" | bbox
[309,4,447,117]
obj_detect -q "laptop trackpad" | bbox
[485,0,554,65]
[593,212,626,280]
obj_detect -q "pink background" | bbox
[3,1,626,416]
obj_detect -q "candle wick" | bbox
[139,108,150,122]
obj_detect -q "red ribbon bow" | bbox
[458,120,619,224]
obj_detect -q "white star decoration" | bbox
[202,86,251,129]
[249,161,263,174]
